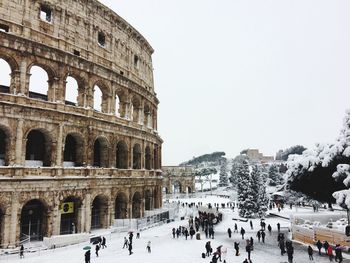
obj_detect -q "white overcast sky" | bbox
[2,0,350,165]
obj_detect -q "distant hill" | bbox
[180,152,226,166]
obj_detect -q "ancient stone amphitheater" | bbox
[0,0,162,247]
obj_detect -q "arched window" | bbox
[64,134,83,167]
[0,128,8,166]
[115,193,127,219]
[60,196,82,235]
[145,146,151,170]
[115,94,120,117]
[132,144,141,169]
[65,76,78,106]
[29,66,49,101]
[93,85,103,112]
[154,146,159,170]
[25,130,51,167]
[145,190,153,211]
[93,137,108,167]
[0,58,11,93]
[132,192,142,218]
[116,141,128,169]
[91,195,108,229]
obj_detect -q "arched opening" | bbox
[64,134,84,167]
[25,129,51,167]
[93,137,109,167]
[132,192,142,218]
[20,199,47,241]
[116,141,128,169]
[145,146,151,170]
[173,181,182,194]
[188,187,192,194]
[0,128,9,166]
[131,97,140,123]
[153,146,159,170]
[132,144,141,169]
[91,195,108,230]
[29,65,49,101]
[93,85,103,112]
[143,105,151,127]
[65,76,78,106]
[145,190,153,211]
[0,58,11,93]
[115,193,127,219]
[115,94,120,117]
[60,196,82,235]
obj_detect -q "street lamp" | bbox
[28,209,33,243]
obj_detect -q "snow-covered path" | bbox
[3,204,348,263]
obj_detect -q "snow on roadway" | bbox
[3,196,348,263]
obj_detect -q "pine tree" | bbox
[237,160,255,218]
[250,165,260,214]
[257,169,269,218]
[219,159,229,186]
[268,164,283,186]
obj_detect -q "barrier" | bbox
[43,233,89,248]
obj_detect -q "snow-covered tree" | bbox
[219,159,229,186]
[251,165,269,217]
[237,160,255,218]
[268,164,283,186]
[230,154,249,187]
[195,167,217,192]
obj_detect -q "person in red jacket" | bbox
[327,245,333,261]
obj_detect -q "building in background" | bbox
[162,166,196,195]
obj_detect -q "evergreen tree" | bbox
[268,164,283,186]
[237,160,255,218]
[219,159,229,186]
[257,169,269,217]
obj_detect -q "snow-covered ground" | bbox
[3,195,349,263]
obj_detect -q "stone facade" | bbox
[246,149,274,163]
[0,0,162,248]
[162,166,195,194]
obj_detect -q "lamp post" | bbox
[28,209,33,243]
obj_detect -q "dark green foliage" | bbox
[180,152,226,166]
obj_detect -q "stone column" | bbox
[15,119,24,166]
[10,70,21,94]
[9,193,19,248]
[84,194,91,233]
[19,60,28,95]
[55,123,64,166]
[51,198,61,236]
[3,212,11,247]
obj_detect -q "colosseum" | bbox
[0,0,163,248]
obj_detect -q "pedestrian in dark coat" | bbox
[256,231,261,242]
[277,222,280,232]
[250,220,253,230]
[205,241,212,256]
[101,236,107,248]
[261,231,266,243]
[267,224,272,234]
[205,227,208,238]
[95,244,100,257]
[123,237,129,248]
[250,237,254,250]
[172,228,176,238]
[323,241,329,254]
[129,232,133,244]
[227,228,232,238]
[128,242,133,255]
[189,227,195,239]
[234,223,238,233]
[84,250,91,263]
[316,240,322,255]
[20,245,24,259]
[279,239,286,255]
[308,245,314,261]
[240,227,245,240]
[246,241,252,260]
[234,241,240,256]
[184,228,189,240]
[335,244,343,262]
[287,244,294,263]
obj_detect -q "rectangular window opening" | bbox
[120,71,124,76]
[98,32,106,47]
[40,6,52,23]
[0,24,9,33]
[73,49,80,56]
[134,55,139,67]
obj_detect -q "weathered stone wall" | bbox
[162,166,196,194]
[0,0,163,248]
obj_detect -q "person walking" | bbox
[277,222,280,232]
[172,228,176,238]
[327,245,333,261]
[234,241,240,256]
[95,244,100,257]
[287,244,294,263]
[101,236,107,248]
[128,242,133,255]
[267,224,272,234]
[256,231,261,242]
[19,245,24,259]
[316,240,322,255]
[227,228,232,238]
[240,227,246,240]
[84,249,91,263]
[250,237,254,250]
[308,245,314,261]
[234,223,238,233]
[190,227,195,239]
[335,244,343,262]
[184,228,189,240]
[123,237,129,248]
[129,232,134,244]
[250,220,253,230]
[146,241,151,253]
[324,241,329,254]
[261,231,266,243]
[205,241,212,257]
[246,240,252,261]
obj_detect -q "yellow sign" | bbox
[60,202,74,214]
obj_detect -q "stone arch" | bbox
[143,104,151,127]
[116,140,128,169]
[25,129,52,167]
[60,196,82,235]
[91,195,109,229]
[132,143,141,169]
[115,88,127,118]
[27,63,55,101]
[0,205,6,247]
[64,70,88,107]
[93,136,109,167]
[0,125,11,166]
[0,58,11,92]
[63,133,84,167]
[114,192,127,219]
[93,80,111,113]
[20,199,48,241]
[130,95,141,123]
[64,76,79,106]
[145,146,151,170]
[145,189,153,211]
[132,191,142,218]
[173,181,182,194]
[153,145,159,170]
